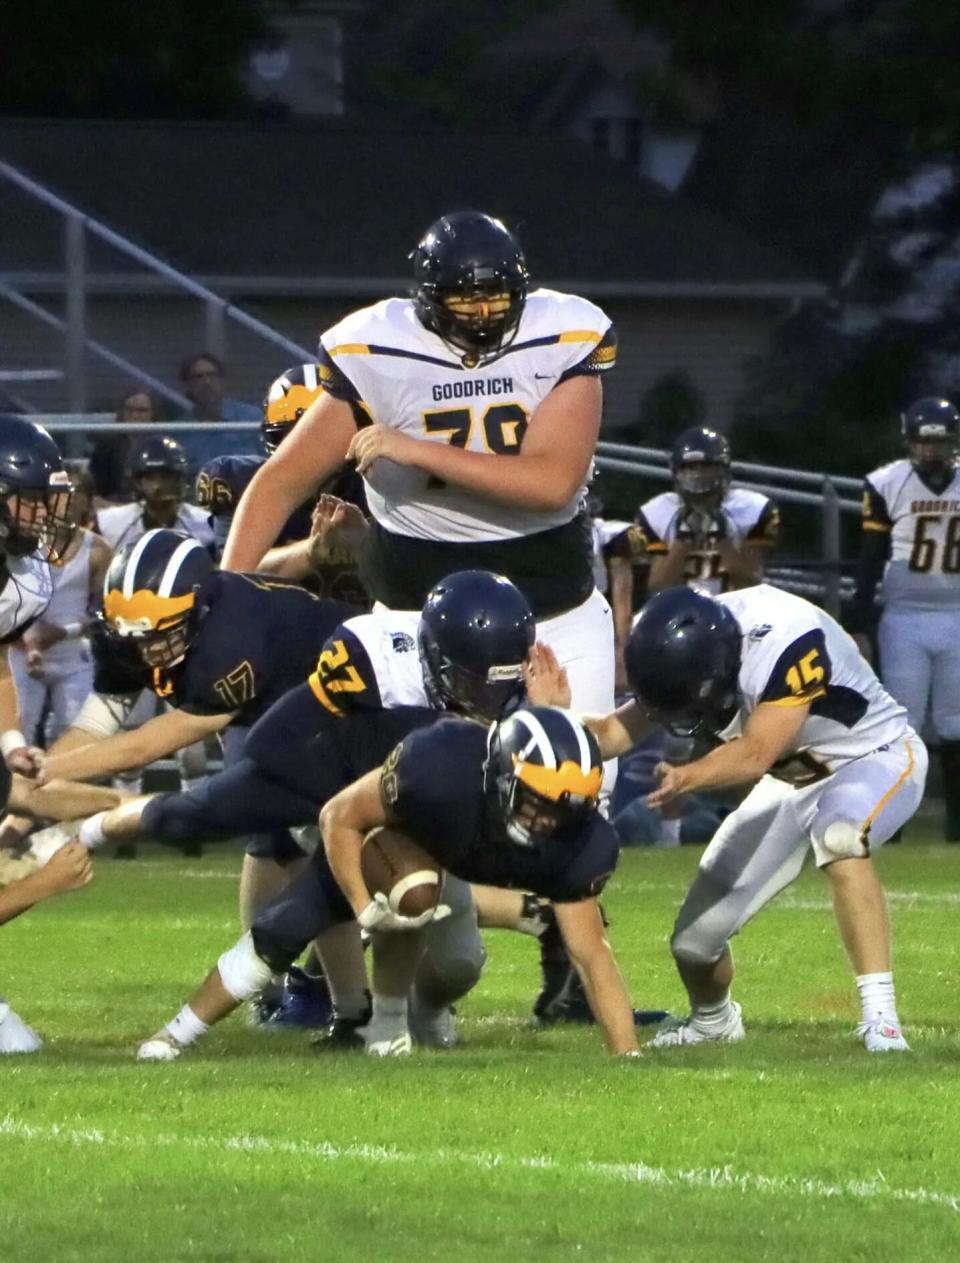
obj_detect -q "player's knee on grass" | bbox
[217,931,275,1001]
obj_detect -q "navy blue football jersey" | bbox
[152,573,358,721]
[196,455,314,557]
[381,718,619,902]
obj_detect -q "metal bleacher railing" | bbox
[595,440,862,617]
[0,158,313,412]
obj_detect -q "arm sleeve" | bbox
[307,626,384,716]
[745,499,781,547]
[604,523,649,563]
[316,344,363,404]
[635,508,667,554]
[758,628,832,707]
[849,479,891,635]
[558,325,618,382]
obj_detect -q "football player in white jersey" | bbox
[0,415,117,1053]
[588,584,926,1053]
[220,210,619,752]
[851,396,960,841]
[638,426,779,595]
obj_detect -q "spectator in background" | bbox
[177,352,261,469]
[89,387,163,502]
[638,426,779,595]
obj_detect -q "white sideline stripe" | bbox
[778,890,960,913]
[1,1116,957,1214]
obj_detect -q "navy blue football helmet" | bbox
[0,413,73,562]
[626,588,742,738]
[901,397,959,486]
[412,211,529,365]
[418,569,535,722]
[671,426,731,509]
[103,528,214,668]
[128,435,190,507]
[485,706,603,848]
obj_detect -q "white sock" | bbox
[856,972,899,1025]
[164,1005,209,1048]
[692,994,735,1033]
[180,776,206,793]
[656,817,682,849]
[371,994,407,1024]
[78,812,108,850]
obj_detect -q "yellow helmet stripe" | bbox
[513,756,602,803]
[103,588,195,631]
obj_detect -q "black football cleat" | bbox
[532,905,577,1024]
[311,997,372,1053]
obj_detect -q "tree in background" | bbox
[619,0,960,476]
[0,0,273,118]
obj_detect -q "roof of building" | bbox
[0,118,822,296]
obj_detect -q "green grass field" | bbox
[3,832,959,1262]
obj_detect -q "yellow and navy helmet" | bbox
[102,528,213,669]
[484,706,603,848]
[412,211,529,366]
[262,364,324,454]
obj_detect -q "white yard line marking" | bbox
[777,890,960,912]
[1,1116,957,1214]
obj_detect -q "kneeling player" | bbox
[591,584,926,1052]
[138,706,639,1059]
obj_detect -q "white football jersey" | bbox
[637,487,778,594]
[308,610,427,713]
[96,502,215,553]
[318,289,616,543]
[862,458,960,609]
[0,552,53,642]
[716,583,909,784]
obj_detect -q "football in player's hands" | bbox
[361,826,441,919]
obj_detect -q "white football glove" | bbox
[357,892,451,933]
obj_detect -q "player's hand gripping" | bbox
[357,892,451,933]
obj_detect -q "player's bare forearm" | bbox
[608,561,635,649]
[556,900,639,1054]
[8,776,124,821]
[0,654,21,734]
[584,699,654,760]
[255,537,315,579]
[716,541,765,588]
[45,709,233,782]
[647,545,690,593]
[649,702,810,806]
[222,394,356,571]
[320,770,385,917]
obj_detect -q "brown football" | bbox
[361,826,441,919]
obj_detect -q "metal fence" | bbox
[0,159,313,413]
[595,440,861,616]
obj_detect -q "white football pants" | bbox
[878,607,960,740]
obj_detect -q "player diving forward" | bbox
[588,583,925,1053]
[135,705,639,1060]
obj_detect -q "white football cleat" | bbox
[410,1000,458,1050]
[0,1001,42,1054]
[857,1018,910,1052]
[136,1031,184,1062]
[648,1001,745,1048]
[361,1016,412,1057]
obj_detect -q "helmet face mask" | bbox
[417,570,535,723]
[901,397,960,486]
[413,212,529,366]
[671,426,731,510]
[103,530,213,672]
[484,706,603,849]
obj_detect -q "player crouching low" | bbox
[137,706,641,1060]
[589,584,926,1053]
